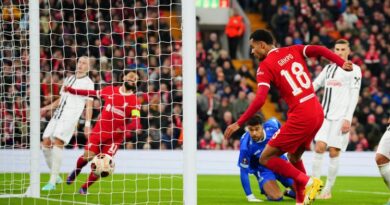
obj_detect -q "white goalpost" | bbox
[0,0,196,204]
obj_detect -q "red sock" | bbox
[82,172,100,189]
[266,157,309,185]
[292,160,306,173]
[291,160,306,203]
[76,155,88,174]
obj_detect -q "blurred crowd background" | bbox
[0,0,389,152]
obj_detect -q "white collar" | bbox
[119,86,133,96]
[267,48,278,56]
[254,130,267,143]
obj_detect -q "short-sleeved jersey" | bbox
[256,45,316,110]
[53,75,94,121]
[238,119,285,173]
[93,86,141,134]
[313,63,361,120]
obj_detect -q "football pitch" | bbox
[0,174,388,205]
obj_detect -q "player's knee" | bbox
[287,153,300,164]
[266,192,283,201]
[329,148,340,158]
[84,151,96,161]
[376,153,389,165]
[315,142,327,153]
[259,157,268,166]
[54,137,65,148]
[42,138,52,148]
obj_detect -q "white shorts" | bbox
[42,117,78,144]
[314,118,349,151]
[376,127,390,160]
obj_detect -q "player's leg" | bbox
[312,119,330,178]
[257,170,283,201]
[376,128,390,190]
[286,146,306,204]
[47,138,65,185]
[319,146,340,199]
[275,174,296,199]
[41,119,56,171]
[259,144,310,188]
[42,137,53,170]
[67,135,99,185]
[262,181,283,201]
[79,139,120,194]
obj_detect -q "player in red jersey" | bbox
[64,71,141,194]
[224,29,353,205]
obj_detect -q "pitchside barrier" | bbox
[0,150,380,176]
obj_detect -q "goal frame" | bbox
[22,0,198,203]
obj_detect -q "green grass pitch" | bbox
[0,174,388,205]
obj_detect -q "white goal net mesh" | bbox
[0,0,184,204]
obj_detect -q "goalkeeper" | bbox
[238,115,296,202]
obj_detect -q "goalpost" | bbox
[0,0,196,204]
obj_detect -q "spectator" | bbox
[225,9,245,59]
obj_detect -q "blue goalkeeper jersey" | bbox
[237,118,285,173]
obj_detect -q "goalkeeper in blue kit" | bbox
[238,115,296,202]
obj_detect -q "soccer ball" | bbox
[91,153,115,177]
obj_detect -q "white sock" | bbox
[378,162,390,189]
[49,146,63,185]
[312,152,324,178]
[42,147,52,170]
[324,156,340,192]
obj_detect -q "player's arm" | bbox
[240,168,253,197]
[312,66,327,92]
[238,149,262,202]
[83,99,93,137]
[65,86,99,97]
[342,67,362,133]
[301,45,352,70]
[238,86,269,126]
[224,86,269,139]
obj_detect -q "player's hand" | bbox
[246,194,263,202]
[84,126,91,138]
[63,86,70,92]
[341,61,353,71]
[224,122,240,139]
[341,119,351,134]
[40,108,46,116]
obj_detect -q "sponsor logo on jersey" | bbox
[111,107,125,117]
[326,79,342,87]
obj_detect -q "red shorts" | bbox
[268,99,324,154]
[85,131,124,156]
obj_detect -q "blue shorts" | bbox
[254,168,294,195]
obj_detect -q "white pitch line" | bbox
[343,190,389,195]
[40,197,101,205]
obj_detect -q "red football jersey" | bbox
[256,45,316,110]
[92,86,141,135]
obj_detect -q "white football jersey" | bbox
[313,63,361,121]
[52,75,94,121]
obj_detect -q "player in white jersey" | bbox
[311,39,361,199]
[41,56,94,191]
[376,117,390,205]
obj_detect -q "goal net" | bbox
[0,0,196,204]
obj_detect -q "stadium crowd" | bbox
[0,0,389,152]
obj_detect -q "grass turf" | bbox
[0,174,388,205]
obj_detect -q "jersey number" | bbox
[280,62,311,96]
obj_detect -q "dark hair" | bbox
[246,114,264,126]
[250,29,275,45]
[335,39,349,46]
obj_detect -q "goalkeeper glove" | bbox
[246,194,263,202]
